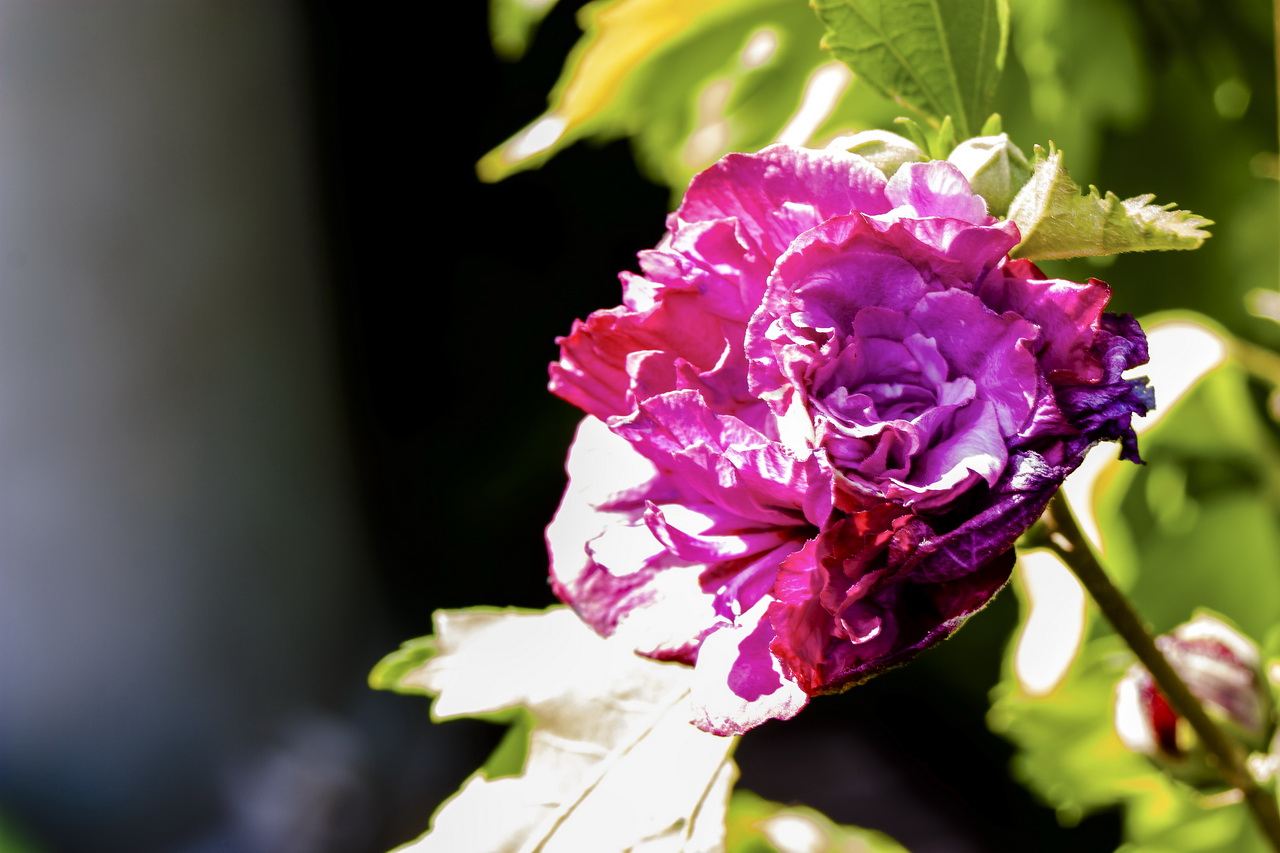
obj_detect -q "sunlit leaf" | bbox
[479,0,904,193]
[376,607,738,853]
[478,0,756,181]
[1007,145,1212,260]
[725,790,909,853]
[811,0,1010,138]
[490,0,563,60]
[989,634,1152,820]
[1124,793,1270,853]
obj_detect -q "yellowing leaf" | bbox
[478,0,905,192]
[478,0,744,181]
[381,607,738,853]
[1008,145,1212,260]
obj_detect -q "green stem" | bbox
[1232,336,1280,388]
[1037,492,1280,851]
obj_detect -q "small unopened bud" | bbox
[827,130,925,177]
[1113,614,1272,788]
[947,133,1030,216]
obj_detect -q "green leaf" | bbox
[479,707,536,780]
[369,635,438,695]
[1007,145,1212,260]
[928,114,956,159]
[725,790,910,853]
[382,607,738,853]
[811,0,1010,138]
[989,633,1153,821]
[489,0,562,61]
[893,116,932,152]
[479,0,750,181]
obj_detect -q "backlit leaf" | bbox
[376,607,738,853]
[479,0,904,193]
[1008,145,1212,260]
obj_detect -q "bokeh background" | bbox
[0,1,1278,851]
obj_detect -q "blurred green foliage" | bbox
[726,790,909,853]
[0,816,43,853]
[990,635,1273,853]
[1097,350,1280,637]
[489,0,562,60]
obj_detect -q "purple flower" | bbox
[547,144,1152,735]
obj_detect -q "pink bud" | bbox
[1114,614,1272,786]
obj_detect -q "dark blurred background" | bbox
[0,1,1273,851]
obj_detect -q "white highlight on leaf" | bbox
[774,62,852,147]
[761,813,827,853]
[1248,288,1280,323]
[740,28,778,70]
[395,608,737,853]
[504,114,568,163]
[684,78,735,170]
[1013,550,1086,697]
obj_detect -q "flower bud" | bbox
[1113,614,1272,788]
[826,130,925,177]
[946,133,1030,216]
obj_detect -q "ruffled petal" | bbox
[610,389,821,528]
[673,145,891,261]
